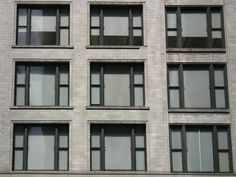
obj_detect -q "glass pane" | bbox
[212,13,221,28]
[133,29,142,36]
[171,131,181,149]
[60,65,69,85]
[14,126,24,148]
[212,31,223,48]
[219,152,230,172]
[31,9,56,45]
[172,152,183,172]
[91,73,100,85]
[60,8,69,27]
[214,70,224,87]
[169,70,179,86]
[91,87,100,105]
[91,29,99,36]
[104,65,130,106]
[168,31,177,36]
[215,89,226,108]
[17,27,27,45]
[136,151,145,170]
[17,65,25,84]
[105,126,131,170]
[28,126,54,170]
[59,134,68,148]
[167,13,177,28]
[91,29,100,45]
[60,29,69,45]
[133,9,142,27]
[134,87,144,106]
[92,135,100,148]
[167,35,177,48]
[14,150,23,170]
[218,131,228,149]
[135,126,145,148]
[59,150,68,170]
[184,70,211,108]
[104,8,129,45]
[16,87,25,106]
[92,150,100,170]
[18,9,27,26]
[91,8,100,27]
[60,87,69,106]
[29,65,55,106]
[169,89,180,108]
[134,74,143,84]
[212,31,222,39]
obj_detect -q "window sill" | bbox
[10,106,74,110]
[166,48,226,53]
[12,45,74,49]
[86,106,150,110]
[168,109,230,113]
[86,45,144,49]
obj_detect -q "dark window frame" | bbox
[165,6,225,48]
[167,64,228,109]
[90,62,145,107]
[14,62,70,106]
[90,124,147,171]
[169,124,233,173]
[16,5,70,46]
[12,124,69,171]
[90,5,143,46]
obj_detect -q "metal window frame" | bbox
[12,124,69,171]
[16,5,70,46]
[170,124,233,173]
[90,124,147,171]
[14,62,70,106]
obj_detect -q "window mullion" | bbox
[207,7,212,48]
[100,66,104,106]
[130,66,134,106]
[56,8,60,45]
[55,66,60,106]
[212,125,219,172]
[209,65,216,108]
[177,7,182,48]
[131,127,136,171]
[181,125,187,172]
[27,8,31,45]
[25,65,30,106]
[179,65,184,108]
[23,127,28,170]
[100,8,104,45]
[100,127,105,171]
[129,8,133,45]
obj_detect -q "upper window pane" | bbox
[167,13,177,28]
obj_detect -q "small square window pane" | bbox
[172,152,183,172]
[91,29,100,36]
[219,152,230,172]
[136,151,145,171]
[214,70,224,87]
[91,73,100,85]
[14,150,23,170]
[212,13,221,28]
[218,131,228,149]
[59,135,68,148]
[169,89,180,108]
[134,87,144,106]
[92,150,100,170]
[134,74,143,84]
[60,8,69,27]
[133,15,142,27]
[133,29,142,36]
[16,87,25,106]
[212,31,222,39]
[60,65,69,85]
[59,87,69,106]
[168,31,177,37]
[60,29,69,45]
[215,89,226,108]
[91,87,100,105]
[171,131,181,149]
[18,9,27,26]
[15,134,24,148]
[167,13,177,28]
[17,65,25,85]
[92,135,100,148]
[17,27,27,45]
[59,150,68,170]
[169,70,179,86]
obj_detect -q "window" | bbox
[170,125,232,173]
[91,124,146,171]
[17,5,69,45]
[90,63,144,106]
[13,124,69,171]
[168,64,228,109]
[15,63,69,106]
[90,5,143,46]
[166,7,224,48]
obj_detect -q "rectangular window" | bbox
[170,125,232,173]
[13,124,69,171]
[15,63,69,106]
[17,5,69,45]
[166,7,224,48]
[90,5,143,46]
[90,63,144,106]
[91,124,146,171]
[168,64,228,109]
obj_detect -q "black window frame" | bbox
[165,6,225,48]
[90,62,145,107]
[90,124,147,171]
[16,5,70,46]
[12,124,69,171]
[167,64,228,109]
[90,5,143,46]
[14,62,70,106]
[169,124,233,173]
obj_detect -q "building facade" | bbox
[0,0,235,177]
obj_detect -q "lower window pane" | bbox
[172,152,183,172]
[17,27,27,45]
[219,152,230,172]
[169,89,180,108]
[182,37,208,48]
[167,31,177,48]
[215,89,226,108]
[59,150,68,170]
[133,29,142,45]
[136,151,145,170]
[14,150,23,170]
[60,29,69,45]
[91,150,101,170]
[31,32,56,45]
[212,31,222,48]
[91,87,100,105]
[134,87,144,106]
[16,87,25,106]
[59,87,69,106]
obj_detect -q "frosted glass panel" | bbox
[60,9,69,27]
[59,151,68,170]
[92,150,100,170]
[15,133,24,148]
[133,13,142,27]
[60,65,69,85]
[169,89,180,108]
[92,135,100,148]
[135,127,145,148]
[219,152,230,172]
[215,89,226,108]
[59,135,68,148]
[105,127,131,170]
[16,87,25,106]
[134,87,144,106]
[17,27,27,45]
[18,9,27,26]
[212,13,221,28]
[59,87,69,106]
[136,151,145,170]
[133,29,142,36]
[134,74,143,84]
[29,66,55,106]
[60,29,69,45]
[214,70,224,87]
[172,152,182,171]
[17,65,25,84]
[28,127,54,170]
[91,87,100,105]
[91,29,99,36]
[169,70,179,86]
[184,70,210,108]
[181,13,207,37]
[167,13,177,28]
[212,31,222,39]
[91,73,100,85]
[218,131,228,149]
[14,150,23,170]
[168,31,177,36]
[171,131,181,149]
